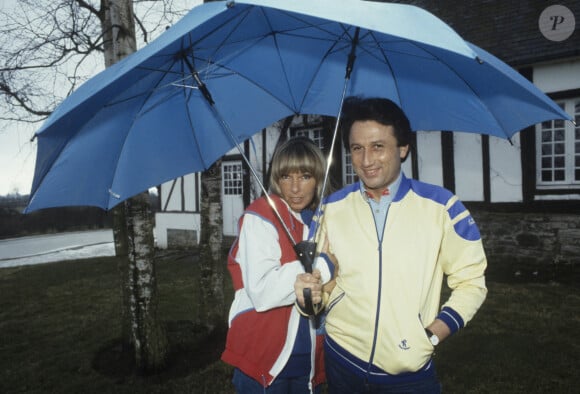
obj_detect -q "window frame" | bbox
[535,97,580,189]
[222,161,244,196]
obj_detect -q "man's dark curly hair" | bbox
[340,96,413,151]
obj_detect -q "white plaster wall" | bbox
[533,59,580,93]
[414,131,522,202]
[416,131,443,186]
[454,133,484,201]
[160,179,175,210]
[183,173,198,211]
[249,125,280,200]
[401,151,413,176]
[154,212,200,248]
[489,134,523,202]
[160,173,197,211]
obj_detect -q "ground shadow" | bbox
[92,320,227,383]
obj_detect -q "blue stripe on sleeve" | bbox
[437,306,465,334]
[448,200,481,241]
[453,214,482,241]
[447,199,466,220]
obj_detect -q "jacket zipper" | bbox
[365,202,389,379]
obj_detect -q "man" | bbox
[296,97,487,393]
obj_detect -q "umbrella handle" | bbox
[294,240,320,315]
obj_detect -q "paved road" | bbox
[0,230,115,268]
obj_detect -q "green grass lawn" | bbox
[0,253,578,393]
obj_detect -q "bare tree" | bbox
[0,0,226,374]
[101,0,167,372]
[198,159,225,332]
[0,0,189,122]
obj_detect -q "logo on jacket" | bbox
[398,339,410,350]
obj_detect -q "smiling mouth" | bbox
[363,169,379,177]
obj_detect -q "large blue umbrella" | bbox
[25,0,571,213]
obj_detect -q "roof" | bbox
[386,0,580,66]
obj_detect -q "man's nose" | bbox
[361,149,372,166]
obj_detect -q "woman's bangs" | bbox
[279,154,317,176]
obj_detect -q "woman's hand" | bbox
[295,269,322,307]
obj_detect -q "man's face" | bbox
[349,120,409,200]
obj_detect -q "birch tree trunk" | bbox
[101,0,167,372]
[198,160,226,331]
[124,192,168,372]
[103,0,133,354]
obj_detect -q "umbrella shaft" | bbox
[311,28,360,242]
[212,104,297,246]
[187,59,297,245]
[346,27,360,79]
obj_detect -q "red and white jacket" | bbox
[221,194,325,390]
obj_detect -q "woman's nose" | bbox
[290,177,300,191]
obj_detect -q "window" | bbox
[342,149,358,185]
[290,127,324,149]
[222,162,243,195]
[536,98,580,187]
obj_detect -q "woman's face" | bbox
[278,171,317,212]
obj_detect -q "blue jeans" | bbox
[232,368,320,394]
[325,353,441,394]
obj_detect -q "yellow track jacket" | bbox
[315,174,487,378]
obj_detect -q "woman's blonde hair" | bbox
[269,137,326,210]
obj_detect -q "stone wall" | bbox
[471,209,580,284]
[167,228,198,249]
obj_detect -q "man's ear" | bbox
[399,144,410,162]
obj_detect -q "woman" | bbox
[221,137,327,394]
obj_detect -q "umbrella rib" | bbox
[365,30,405,107]
[259,9,360,112]
[418,45,508,137]
[180,27,299,243]
[107,54,194,202]
[181,32,213,170]
[102,7,257,110]
[250,6,348,113]
[256,7,301,113]
[188,6,305,114]
[293,23,357,112]
[361,30,508,137]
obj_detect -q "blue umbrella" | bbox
[25,0,571,213]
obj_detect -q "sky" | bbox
[0,0,42,196]
[0,0,203,197]
[0,120,35,196]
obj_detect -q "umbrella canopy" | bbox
[26,0,571,212]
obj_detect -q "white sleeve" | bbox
[235,212,305,311]
[314,256,332,284]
